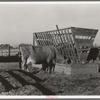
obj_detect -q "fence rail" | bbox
[0,46,21,68]
[0,48,19,56]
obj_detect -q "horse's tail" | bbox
[18,45,22,69]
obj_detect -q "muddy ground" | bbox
[0,63,100,95]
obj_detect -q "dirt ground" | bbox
[0,63,100,95]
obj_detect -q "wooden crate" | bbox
[55,63,100,76]
[55,63,71,75]
[71,63,99,75]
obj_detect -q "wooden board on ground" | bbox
[29,63,100,76]
[71,63,99,75]
[55,63,100,76]
[56,63,71,75]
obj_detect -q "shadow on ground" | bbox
[0,69,55,95]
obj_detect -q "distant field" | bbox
[0,63,19,70]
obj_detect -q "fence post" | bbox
[8,44,10,57]
[19,45,22,69]
[33,33,35,46]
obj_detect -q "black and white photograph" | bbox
[0,1,100,97]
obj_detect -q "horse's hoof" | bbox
[21,69,24,71]
[49,72,51,74]
[26,69,30,72]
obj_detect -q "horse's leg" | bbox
[52,58,56,72]
[93,59,96,63]
[21,56,29,72]
[25,64,29,72]
[42,63,47,71]
[46,66,49,72]
[24,59,29,72]
[21,57,26,70]
[49,65,52,74]
[41,64,43,71]
[52,65,55,72]
[47,57,55,74]
[42,64,45,70]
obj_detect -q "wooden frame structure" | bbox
[33,26,98,63]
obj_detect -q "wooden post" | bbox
[47,31,51,45]
[56,25,64,44]
[70,27,80,63]
[8,44,10,57]
[19,45,21,69]
[56,25,65,56]
[51,31,57,47]
[35,33,40,46]
[63,29,72,59]
[1,49,3,56]
[33,33,35,46]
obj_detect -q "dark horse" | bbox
[86,47,99,63]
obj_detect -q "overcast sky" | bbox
[0,2,100,46]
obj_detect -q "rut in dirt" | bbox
[1,70,56,95]
[0,74,18,91]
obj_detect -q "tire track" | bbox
[0,71,22,88]
[17,70,55,95]
[13,71,37,84]
[0,74,17,92]
[8,70,55,95]
[8,71,30,86]
[0,70,55,95]
[17,70,44,82]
